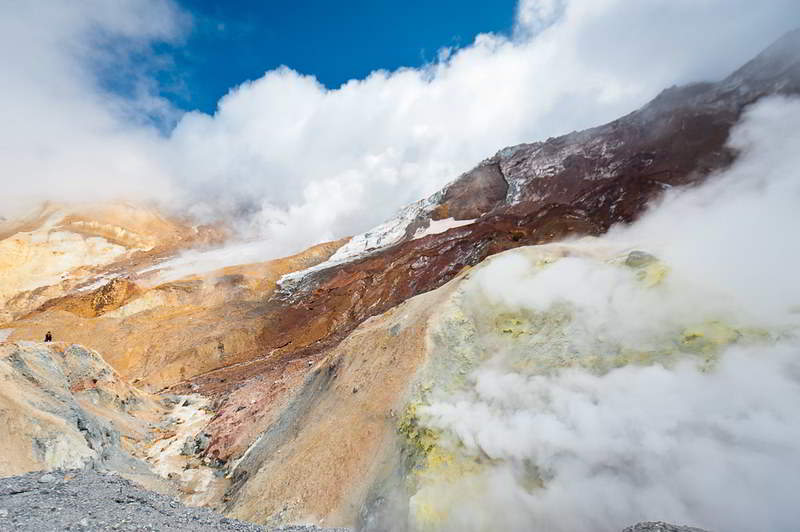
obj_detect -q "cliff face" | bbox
[0,31,798,532]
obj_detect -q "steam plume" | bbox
[417,96,800,532]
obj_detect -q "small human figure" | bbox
[44,331,52,342]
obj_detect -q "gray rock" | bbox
[196,432,212,453]
[0,469,348,531]
[623,521,711,532]
[625,250,658,268]
[181,432,212,456]
[37,474,56,484]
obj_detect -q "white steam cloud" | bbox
[416,97,800,532]
[1,1,799,264]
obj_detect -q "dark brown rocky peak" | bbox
[446,29,800,222]
[722,27,800,94]
[429,161,508,221]
[378,30,800,250]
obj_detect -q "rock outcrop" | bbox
[0,342,161,477]
[0,341,235,505]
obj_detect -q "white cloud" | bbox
[1,0,799,265]
[514,0,564,38]
[163,0,800,262]
[0,0,185,218]
[424,343,800,532]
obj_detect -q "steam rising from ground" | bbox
[2,1,799,266]
[413,97,800,531]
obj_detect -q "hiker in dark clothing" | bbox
[44,331,52,342]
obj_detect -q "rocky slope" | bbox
[205,240,765,530]
[2,226,346,390]
[0,30,798,531]
[0,202,224,324]
[0,341,237,503]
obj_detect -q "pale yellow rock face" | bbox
[0,202,219,324]
[1,201,347,392]
[4,238,346,390]
[0,340,232,503]
[214,240,768,530]
[0,227,125,295]
[0,341,162,475]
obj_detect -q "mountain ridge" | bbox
[180,28,800,400]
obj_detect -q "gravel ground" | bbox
[622,522,710,532]
[0,469,346,531]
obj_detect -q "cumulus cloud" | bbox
[1,0,799,264]
[514,0,564,38]
[0,0,188,219]
[417,97,800,532]
[166,0,800,261]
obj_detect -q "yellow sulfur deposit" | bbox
[680,321,743,353]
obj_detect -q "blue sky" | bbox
[157,0,517,113]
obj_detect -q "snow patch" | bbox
[413,218,477,239]
[277,191,443,292]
